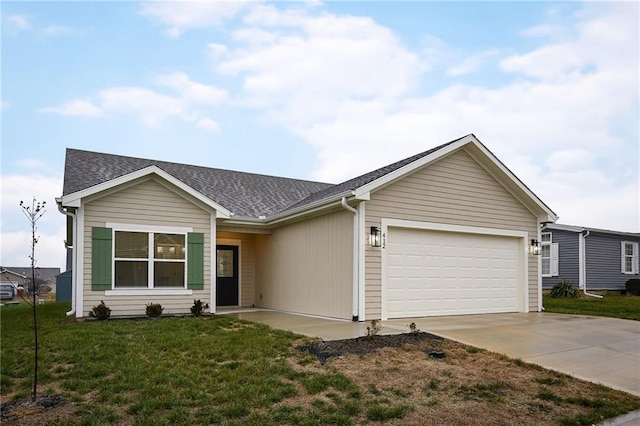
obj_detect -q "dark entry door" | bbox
[216,245,239,306]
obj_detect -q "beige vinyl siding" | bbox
[82,177,212,317]
[365,148,539,319]
[216,231,256,307]
[255,210,353,319]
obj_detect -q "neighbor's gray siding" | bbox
[586,232,640,291]
[542,229,579,289]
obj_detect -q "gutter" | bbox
[580,230,603,299]
[341,197,360,321]
[56,198,78,316]
[266,191,354,225]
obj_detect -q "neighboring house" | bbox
[57,134,557,320]
[1,267,28,289]
[1,267,61,295]
[541,224,640,292]
[56,270,73,302]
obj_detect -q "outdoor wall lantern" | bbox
[529,239,541,256]
[370,226,382,248]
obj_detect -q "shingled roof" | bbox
[63,150,333,219]
[63,136,464,219]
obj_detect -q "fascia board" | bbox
[353,134,476,199]
[547,223,640,238]
[61,165,231,218]
[265,191,353,226]
[544,224,584,233]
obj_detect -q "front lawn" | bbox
[543,294,640,321]
[2,303,639,425]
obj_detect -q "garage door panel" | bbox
[386,227,522,318]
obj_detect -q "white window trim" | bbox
[621,241,639,274]
[541,233,558,278]
[107,223,193,290]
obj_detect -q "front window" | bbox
[114,231,185,288]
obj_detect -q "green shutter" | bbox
[187,232,204,290]
[92,227,112,291]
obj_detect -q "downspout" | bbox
[341,197,359,321]
[581,230,603,299]
[56,199,78,316]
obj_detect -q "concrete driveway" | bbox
[229,310,640,397]
[385,313,640,397]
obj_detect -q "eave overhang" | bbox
[59,166,231,219]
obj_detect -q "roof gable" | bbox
[62,149,333,218]
[1,267,61,282]
[61,134,557,223]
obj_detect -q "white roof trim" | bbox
[353,134,557,223]
[353,135,476,199]
[545,223,640,237]
[60,165,231,219]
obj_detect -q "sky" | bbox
[1,0,639,271]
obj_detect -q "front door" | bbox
[216,245,239,306]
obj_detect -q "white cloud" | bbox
[15,158,46,169]
[5,14,30,31]
[211,2,638,230]
[40,99,104,117]
[447,49,500,76]
[1,100,9,110]
[208,42,229,56]
[41,73,226,129]
[97,87,183,127]
[155,72,227,105]
[0,174,66,269]
[196,117,220,131]
[139,0,250,37]
[40,25,76,37]
[218,3,421,121]
[1,229,67,270]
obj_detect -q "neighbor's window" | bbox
[114,231,185,288]
[621,241,639,274]
[541,232,558,277]
[541,233,552,276]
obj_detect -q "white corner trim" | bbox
[105,289,193,296]
[210,214,217,314]
[61,165,231,218]
[76,204,85,317]
[358,202,366,321]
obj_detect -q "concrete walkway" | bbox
[227,310,640,397]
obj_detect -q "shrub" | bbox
[365,320,381,338]
[190,299,210,316]
[145,303,164,318]
[550,279,577,299]
[625,279,640,296]
[89,300,111,320]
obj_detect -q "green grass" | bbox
[0,303,370,425]
[543,294,640,320]
[2,303,639,425]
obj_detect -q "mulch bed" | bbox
[297,332,444,364]
[0,394,66,423]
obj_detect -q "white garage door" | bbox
[386,227,522,318]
